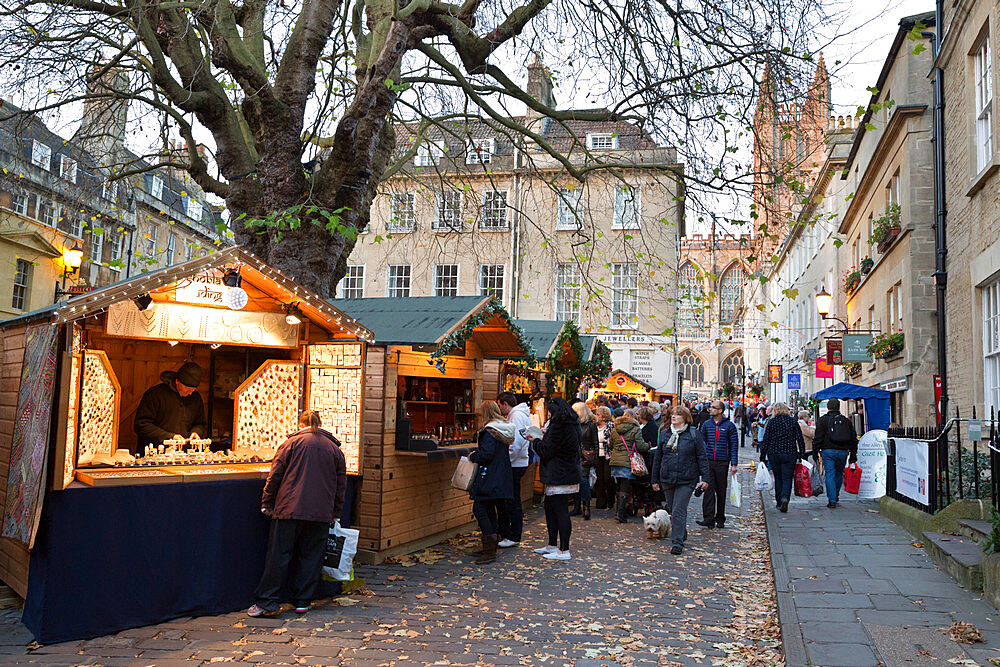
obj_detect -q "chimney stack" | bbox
[526,53,555,110]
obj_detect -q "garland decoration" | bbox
[429,298,537,372]
[547,323,612,397]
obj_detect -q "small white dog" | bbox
[642,509,671,539]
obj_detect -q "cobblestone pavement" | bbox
[765,488,1000,667]
[0,466,780,666]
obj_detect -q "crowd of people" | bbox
[244,391,862,616]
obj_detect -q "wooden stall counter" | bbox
[74,462,274,486]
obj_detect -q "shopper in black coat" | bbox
[532,397,581,560]
[571,401,599,520]
[651,406,709,555]
[467,401,516,564]
[759,403,807,513]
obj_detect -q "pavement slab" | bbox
[0,464,783,665]
[763,483,998,666]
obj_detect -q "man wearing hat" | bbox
[134,361,207,452]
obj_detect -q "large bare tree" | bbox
[0,0,833,296]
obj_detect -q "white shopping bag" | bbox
[728,472,742,508]
[754,463,773,491]
[589,467,597,488]
[322,520,359,581]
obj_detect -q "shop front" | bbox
[327,296,534,562]
[0,247,373,643]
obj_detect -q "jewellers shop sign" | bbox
[175,271,233,306]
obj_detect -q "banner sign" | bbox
[894,438,929,506]
[105,301,299,348]
[826,339,843,365]
[816,357,833,379]
[934,375,942,423]
[767,364,783,383]
[843,334,873,362]
[787,373,801,390]
[857,430,887,499]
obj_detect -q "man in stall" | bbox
[134,361,207,453]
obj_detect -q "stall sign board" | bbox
[816,357,833,379]
[857,430,887,499]
[825,339,843,365]
[894,438,929,506]
[174,270,233,306]
[968,419,983,442]
[767,365,783,383]
[629,349,654,385]
[787,373,801,390]
[843,335,873,362]
[105,301,298,348]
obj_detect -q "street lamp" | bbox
[815,286,848,331]
[55,242,84,301]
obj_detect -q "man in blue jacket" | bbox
[697,400,740,528]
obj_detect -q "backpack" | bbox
[828,414,853,444]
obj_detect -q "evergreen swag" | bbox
[429,299,536,372]
[546,322,613,396]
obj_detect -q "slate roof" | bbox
[327,296,495,345]
[513,319,568,359]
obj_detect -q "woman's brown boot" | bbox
[474,534,498,564]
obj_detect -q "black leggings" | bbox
[544,494,572,551]
[472,499,501,536]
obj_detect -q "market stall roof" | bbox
[513,319,567,358]
[579,335,608,362]
[328,296,532,359]
[0,246,374,342]
[604,369,656,393]
[812,382,891,432]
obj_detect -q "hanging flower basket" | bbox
[860,257,874,275]
[870,205,902,253]
[867,331,904,359]
[843,269,861,296]
[844,362,862,378]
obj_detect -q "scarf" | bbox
[666,424,688,452]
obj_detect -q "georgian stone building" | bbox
[936,0,1000,420]
[346,60,685,394]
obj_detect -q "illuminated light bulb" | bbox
[225,287,248,310]
[168,340,179,346]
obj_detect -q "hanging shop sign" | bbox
[843,334,874,362]
[825,339,843,365]
[816,357,833,379]
[787,373,801,390]
[767,364,783,383]
[104,301,298,348]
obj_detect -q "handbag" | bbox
[844,462,862,494]
[581,448,597,468]
[621,434,648,477]
[451,455,479,492]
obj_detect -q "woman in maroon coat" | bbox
[249,410,347,617]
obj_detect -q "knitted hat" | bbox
[176,362,202,388]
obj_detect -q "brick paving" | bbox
[0,467,780,666]
[765,489,1000,666]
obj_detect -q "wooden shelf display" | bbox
[61,354,81,489]
[76,351,121,467]
[232,360,302,459]
[306,343,364,475]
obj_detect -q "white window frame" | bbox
[433,264,459,297]
[9,191,27,216]
[186,197,203,222]
[31,140,51,171]
[556,187,583,230]
[555,263,582,322]
[151,175,165,200]
[109,231,123,272]
[39,199,55,227]
[434,191,463,231]
[479,264,505,304]
[975,34,993,172]
[59,156,78,183]
[414,141,445,167]
[387,264,411,298]
[91,228,104,264]
[465,138,495,165]
[481,190,509,230]
[984,277,1000,415]
[66,209,83,238]
[886,170,901,211]
[102,180,116,201]
[146,224,158,256]
[587,133,618,150]
[185,241,195,262]
[166,233,176,265]
[388,192,416,233]
[340,265,365,299]
[612,262,639,329]
[11,258,30,311]
[612,185,641,230]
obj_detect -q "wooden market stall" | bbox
[500,320,612,402]
[328,296,533,562]
[0,246,374,643]
[588,368,657,403]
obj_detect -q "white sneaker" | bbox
[533,545,558,554]
[543,551,571,560]
[498,539,519,548]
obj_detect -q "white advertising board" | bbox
[894,438,929,506]
[857,429,887,499]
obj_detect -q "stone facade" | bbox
[835,14,938,427]
[936,0,1000,419]
[346,63,685,393]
